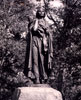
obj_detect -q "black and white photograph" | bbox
[0,0,81,100]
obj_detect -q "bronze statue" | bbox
[24,7,53,84]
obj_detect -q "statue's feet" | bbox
[35,78,40,84]
[40,79,48,84]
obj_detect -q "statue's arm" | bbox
[32,19,44,37]
[33,19,39,31]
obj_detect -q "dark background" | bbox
[0,0,81,100]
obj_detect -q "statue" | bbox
[24,7,53,84]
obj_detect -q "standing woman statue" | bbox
[24,7,53,84]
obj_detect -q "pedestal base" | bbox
[12,84,62,100]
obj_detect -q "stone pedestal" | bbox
[12,84,62,100]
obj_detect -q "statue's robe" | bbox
[24,17,53,80]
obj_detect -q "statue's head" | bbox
[36,6,45,19]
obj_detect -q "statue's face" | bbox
[38,10,45,17]
[36,9,45,18]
